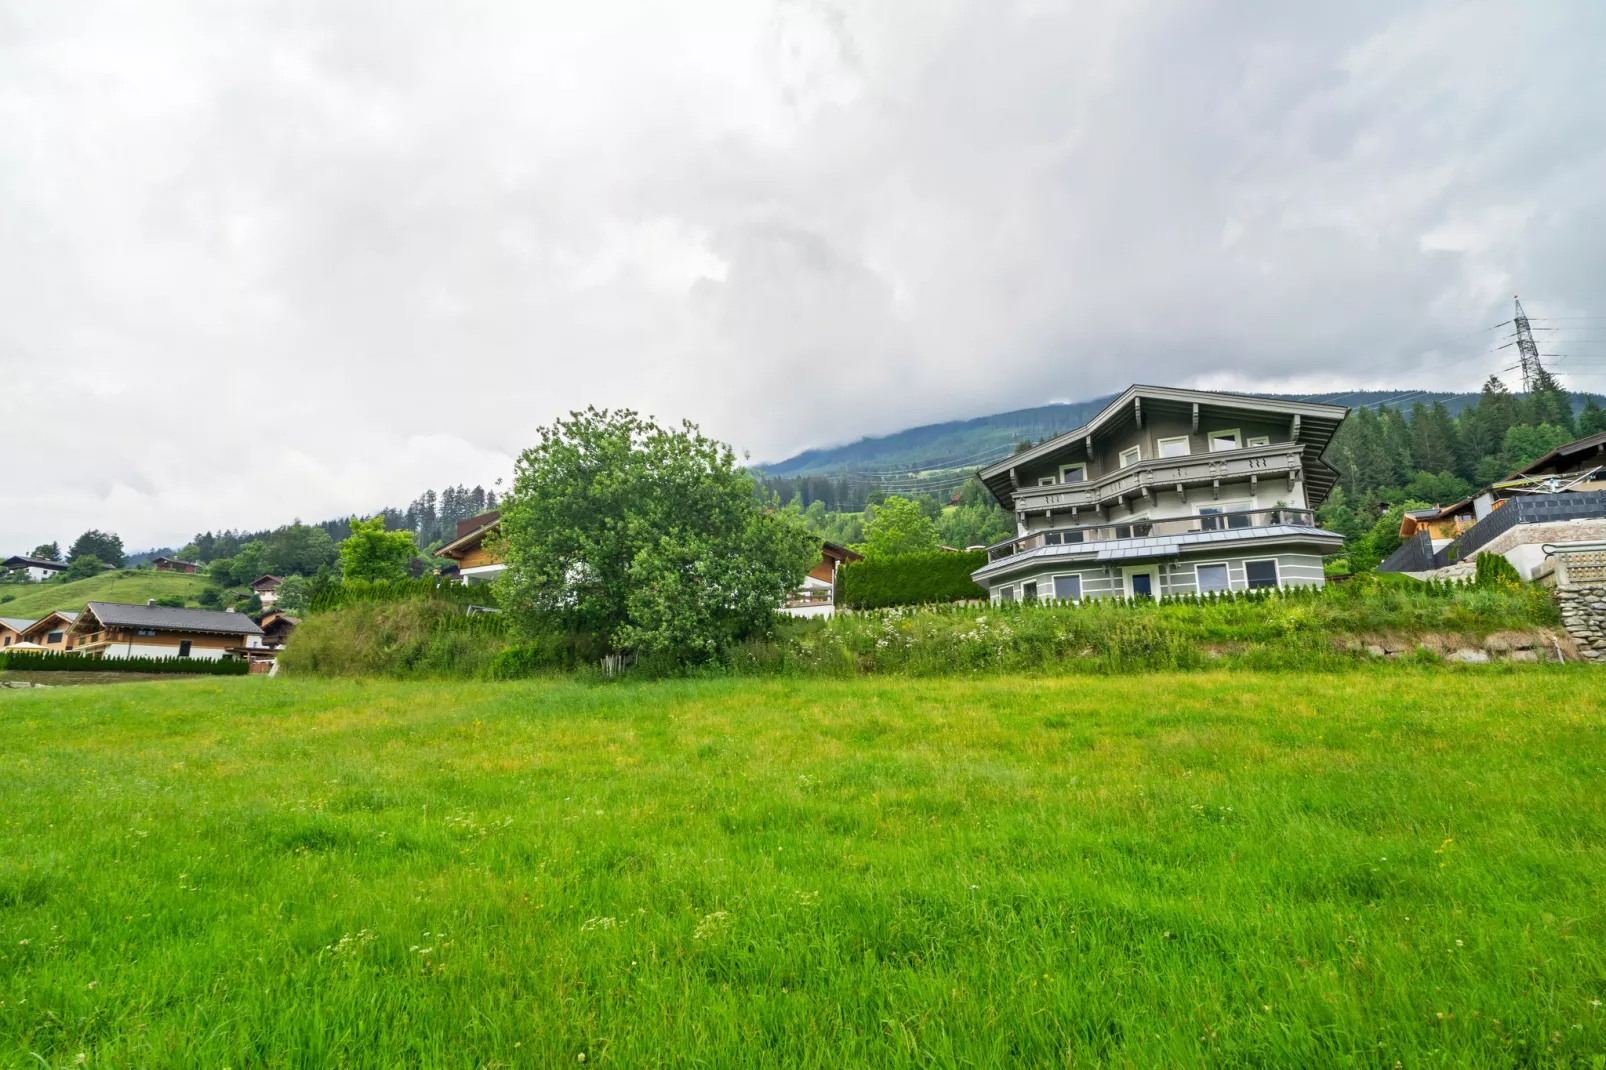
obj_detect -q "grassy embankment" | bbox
[280,577,1562,679]
[0,571,210,619]
[2,672,1603,1065]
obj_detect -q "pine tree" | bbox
[1579,396,1606,437]
[1379,406,1415,487]
[1526,367,1576,434]
[1409,401,1457,475]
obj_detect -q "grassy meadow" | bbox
[0,571,210,619]
[2,671,1604,1066]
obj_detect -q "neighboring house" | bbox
[1381,428,1606,579]
[1,616,37,648]
[256,609,300,649]
[151,556,201,573]
[68,601,264,661]
[972,385,1349,601]
[435,511,503,585]
[2,555,68,582]
[18,610,81,652]
[249,575,283,605]
[782,541,865,618]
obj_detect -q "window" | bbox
[3,637,10,647]
[1060,464,1087,483]
[997,586,1016,603]
[178,640,193,658]
[1022,581,1038,603]
[1246,435,1269,447]
[1208,429,1241,452]
[1195,563,1230,593]
[1053,574,1082,601]
[137,628,158,637]
[1245,560,1279,589]
[1038,476,1057,486]
[1157,435,1190,458]
[46,630,63,644]
[1118,445,1142,468]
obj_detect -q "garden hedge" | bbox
[838,550,988,609]
[0,650,250,675]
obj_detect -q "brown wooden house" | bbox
[69,602,264,661]
[18,610,81,652]
[435,511,503,585]
[1,616,37,649]
[150,557,200,573]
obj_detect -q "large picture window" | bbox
[1157,435,1190,458]
[1195,563,1230,593]
[1208,429,1241,452]
[1053,574,1082,601]
[1245,560,1279,589]
[1060,464,1087,483]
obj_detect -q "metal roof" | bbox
[82,601,264,636]
[3,556,67,570]
[0,616,37,632]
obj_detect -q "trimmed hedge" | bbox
[838,550,988,609]
[309,578,498,615]
[0,650,249,675]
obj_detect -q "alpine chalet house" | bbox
[3,555,68,582]
[972,386,1348,602]
[435,511,503,585]
[18,610,80,651]
[68,601,264,661]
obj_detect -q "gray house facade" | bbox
[972,386,1349,602]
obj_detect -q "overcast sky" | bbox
[3,1,1604,551]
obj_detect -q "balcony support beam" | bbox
[1192,402,1200,432]
[1212,478,1220,499]
[1290,414,1301,441]
[1176,482,1186,504]
[1134,397,1143,429]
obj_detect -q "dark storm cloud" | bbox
[1,0,1602,548]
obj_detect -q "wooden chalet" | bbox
[18,610,81,652]
[436,511,503,585]
[69,601,264,661]
[3,555,67,582]
[249,575,284,605]
[150,556,200,573]
[1,616,36,648]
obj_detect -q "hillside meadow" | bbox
[2,670,1604,1066]
[0,570,210,619]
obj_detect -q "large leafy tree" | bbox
[861,496,942,558]
[30,542,60,562]
[495,408,816,665]
[337,516,416,582]
[264,522,337,577]
[68,530,125,568]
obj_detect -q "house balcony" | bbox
[1009,442,1308,517]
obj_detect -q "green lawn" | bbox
[2,671,1603,1066]
[0,571,211,619]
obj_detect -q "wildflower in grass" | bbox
[693,911,730,940]
[580,916,616,932]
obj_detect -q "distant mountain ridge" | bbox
[759,390,1492,478]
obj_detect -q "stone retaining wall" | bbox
[1556,583,1606,661]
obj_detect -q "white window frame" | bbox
[1194,561,1231,593]
[1208,428,1241,452]
[1052,574,1082,602]
[995,585,1016,603]
[1038,476,1057,486]
[1157,435,1191,458]
[1059,463,1087,484]
[1246,434,1270,447]
[1244,558,1280,590]
[1118,445,1142,469]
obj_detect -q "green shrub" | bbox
[838,550,988,609]
[151,595,188,608]
[309,578,497,615]
[1475,551,1523,587]
[278,599,511,678]
[0,650,248,675]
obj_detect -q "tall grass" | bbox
[1,672,1602,1065]
[278,599,512,678]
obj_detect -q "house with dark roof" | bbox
[69,601,264,661]
[150,556,201,573]
[1,616,37,648]
[972,385,1349,601]
[1381,428,1606,579]
[3,555,68,582]
[782,541,865,618]
[435,511,503,585]
[249,575,284,605]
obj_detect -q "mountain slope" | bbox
[760,390,1493,478]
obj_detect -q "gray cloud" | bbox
[2,0,1603,549]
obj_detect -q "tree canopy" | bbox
[860,496,941,558]
[495,408,816,665]
[68,530,125,568]
[337,516,417,582]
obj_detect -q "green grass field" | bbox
[0,571,210,619]
[3,671,1604,1066]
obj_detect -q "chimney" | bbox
[147,599,156,607]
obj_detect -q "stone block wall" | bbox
[1556,583,1606,661]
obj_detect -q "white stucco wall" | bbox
[101,642,228,661]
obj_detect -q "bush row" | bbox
[838,550,988,609]
[0,650,249,675]
[308,578,497,614]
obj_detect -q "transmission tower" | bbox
[1512,294,1543,392]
